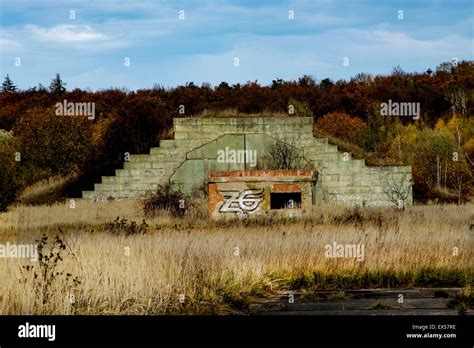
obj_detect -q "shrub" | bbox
[263,138,306,170]
[105,217,148,235]
[141,184,189,217]
[21,233,80,311]
[447,288,473,315]
[0,129,13,144]
[191,180,209,198]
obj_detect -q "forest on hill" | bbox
[0,61,473,211]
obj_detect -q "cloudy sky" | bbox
[0,0,472,90]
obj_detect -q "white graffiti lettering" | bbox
[219,189,264,213]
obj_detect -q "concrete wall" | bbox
[208,170,315,219]
[82,116,413,208]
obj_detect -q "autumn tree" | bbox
[410,128,457,200]
[287,98,313,117]
[298,74,316,87]
[0,143,21,211]
[446,89,468,116]
[0,61,472,204]
[463,138,474,165]
[13,107,93,183]
[315,112,367,146]
[386,121,418,162]
[447,159,472,204]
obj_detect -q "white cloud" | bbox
[153,27,472,87]
[27,24,109,43]
[2,0,471,90]
[347,29,471,57]
[0,37,22,51]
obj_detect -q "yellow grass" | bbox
[0,200,472,315]
[17,175,78,205]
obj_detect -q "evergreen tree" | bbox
[1,74,17,93]
[38,83,47,92]
[49,73,66,95]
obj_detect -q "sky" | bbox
[0,0,473,91]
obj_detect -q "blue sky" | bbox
[0,0,473,90]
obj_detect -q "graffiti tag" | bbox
[219,189,264,213]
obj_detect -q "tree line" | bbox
[0,61,472,211]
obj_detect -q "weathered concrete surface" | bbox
[82,116,413,208]
[208,170,315,219]
[250,288,469,316]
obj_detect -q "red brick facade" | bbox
[208,170,315,219]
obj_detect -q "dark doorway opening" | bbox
[270,192,301,209]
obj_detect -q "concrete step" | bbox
[326,144,339,153]
[123,161,181,170]
[94,182,160,192]
[319,161,365,174]
[177,131,257,140]
[82,190,133,199]
[175,131,314,140]
[313,137,328,145]
[304,145,329,155]
[352,159,366,168]
[270,132,315,141]
[82,190,144,199]
[128,154,152,162]
[128,154,183,163]
[149,147,192,155]
[101,175,170,185]
[311,152,340,162]
[175,122,314,133]
[290,138,317,148]
[115,168,175,177]
[174,131,219,139]
[159,138,214,149]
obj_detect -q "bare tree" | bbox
[381,173,412,210]
[446,89,468,116]
[265,138,305,170]
[448,160,472,204]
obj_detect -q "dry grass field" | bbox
[0,199,472,315]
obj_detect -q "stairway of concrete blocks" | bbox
[82,117,413,207]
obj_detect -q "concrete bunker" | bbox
[82,116,413,209]
[208,170,316,219]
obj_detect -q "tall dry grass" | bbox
[0,200,472,314]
